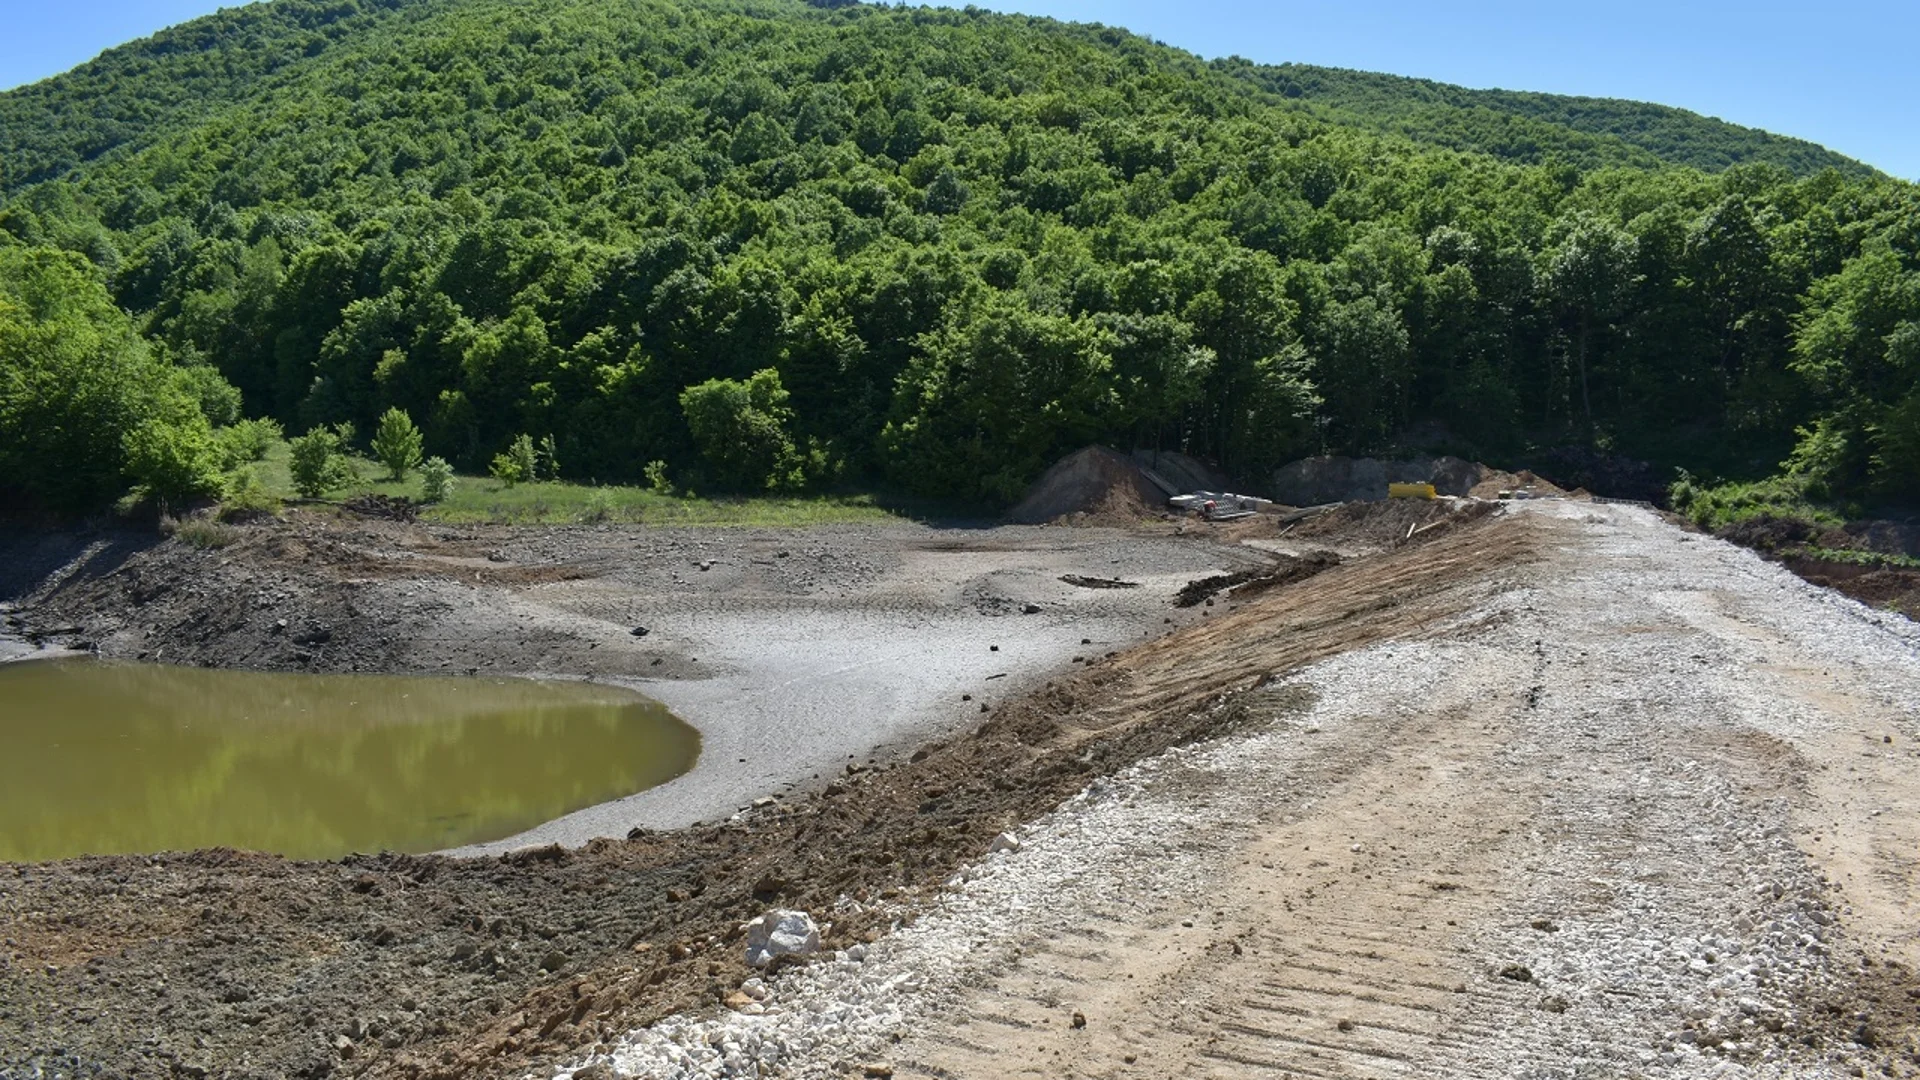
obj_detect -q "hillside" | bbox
[1235,62,1876,178]
[1,0,1917,514]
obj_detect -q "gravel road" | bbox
[576,501,1920,1080]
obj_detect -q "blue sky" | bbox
[3,1,1914,180]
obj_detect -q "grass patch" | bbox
[164,516,240,549]
[1794,546,1920,571]
[1668,473,1850,532]
[252,441,898,527]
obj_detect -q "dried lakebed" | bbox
[1,518,1268,851]
[3,504,1917,1079]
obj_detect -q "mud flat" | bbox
[1,517,1267,852]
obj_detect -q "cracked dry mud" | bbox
[4,501,1920,1080]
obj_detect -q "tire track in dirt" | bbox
[832,505,1920,1080]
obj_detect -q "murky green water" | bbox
[0,661,699,862]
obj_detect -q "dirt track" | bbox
[4,501,1920,1079]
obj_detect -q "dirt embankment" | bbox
[0,502,1492,1080]
[10,500,1919,1080]
[1716,514,1920,620]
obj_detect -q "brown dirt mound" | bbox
[1468,469,1566,500]
[1006,446,1166,525]
[1291,498,1493,547]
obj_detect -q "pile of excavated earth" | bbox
[3,490,1920,1080]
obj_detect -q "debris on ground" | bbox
[744,911,821,969]
[1175,550,1343,608]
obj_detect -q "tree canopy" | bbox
[1,0,1915,507]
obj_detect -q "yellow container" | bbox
[1388,482,1437,500]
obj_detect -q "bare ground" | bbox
[2,502,1919,1080]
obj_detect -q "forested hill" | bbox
[1236,64,1875,178]
[2,0,1917,516]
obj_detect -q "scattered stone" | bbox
[1540,995,1570,1013]
[1336,1018,1354,1032]
[1071,1010,1086,1029]
[1498,964,1533,982]
[1022,603,1042,614]
[989,832,1022,855]
[540,951,569,973]
[1530,918,1559,932]
[862,1064,894,1079]
[630,626,649,637]
[743,910,820,969]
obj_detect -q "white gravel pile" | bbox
[556,501,1920,1079]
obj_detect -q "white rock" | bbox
[989,832,1022,855]
[743,910,822,969]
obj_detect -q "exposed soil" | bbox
[1,502,1491,1080]
[4,498,1920,1080]
[1717,514,1920,621]
[1004,446,1168,526]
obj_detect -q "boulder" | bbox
[743,910,821,969]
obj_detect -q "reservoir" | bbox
[0,660,699,862]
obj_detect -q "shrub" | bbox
[538,434,561,480]
[163,515,238,549]
[644,459,675,496]
[419,456,455,503]
[122,413,224,509]
[370,407,424,480]
[288,426,354,498]
[679,369,801,491]
[219,466,282,519]
[490,433,537,486]
[213,417,283,469]
[580,488,617,523]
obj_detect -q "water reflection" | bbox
[0,661,699,861]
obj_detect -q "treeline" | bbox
[1,0,1917,512]
[1242,64,1875,178]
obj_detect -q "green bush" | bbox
[213,417,283,469]
[371,407,424,480]
[288,426,355,498]
[679,370,801,492]
[489,434,537,487]
[219,466,282,519]
[1668,471,1846,531]
[644,459,675,496]
[419,456,455,503]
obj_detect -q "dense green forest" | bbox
[1238,65,1876,179]
[1,0,1917,513]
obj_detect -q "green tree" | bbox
[679,370,801,491]
[0,246,223,509]
[1541,212,1640,433]
[490,433,538,486]
[419,456,455,503]
[287,426,354,499]
[370,406,424,480]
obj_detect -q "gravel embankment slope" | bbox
[576,502,1920,1080]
